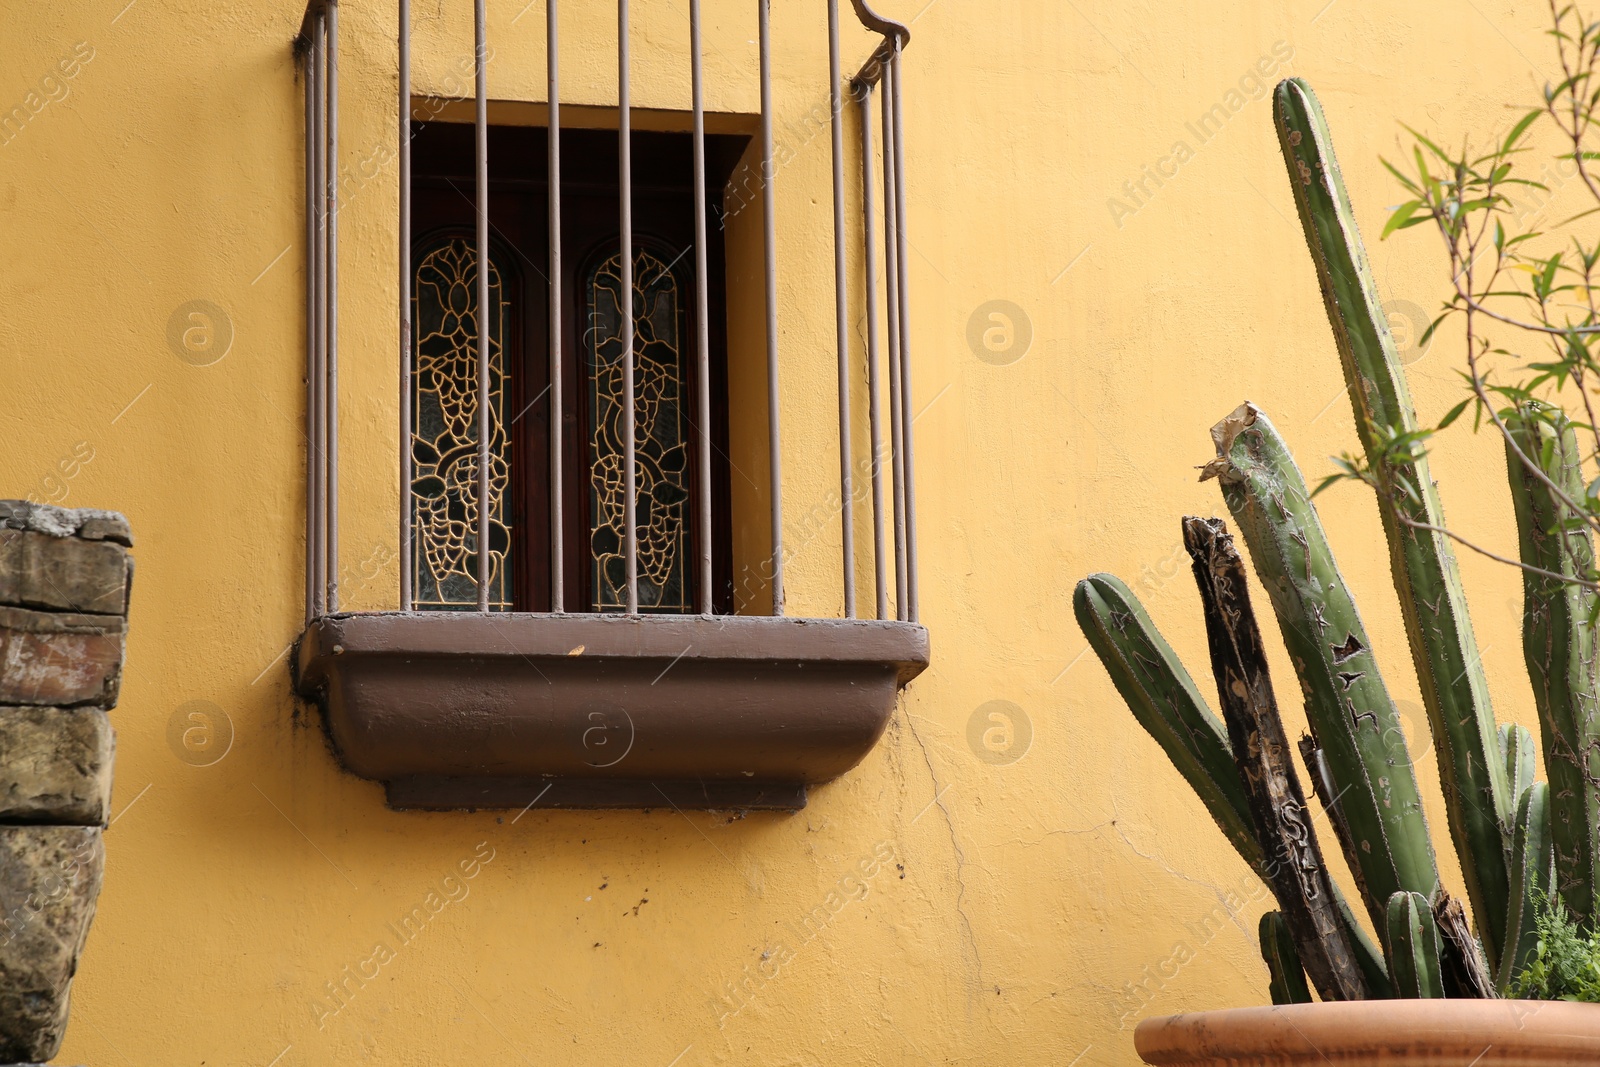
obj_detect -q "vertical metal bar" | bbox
[690,0,713,615]
[326,1,341,614]
[890,44,918,624]
[858,80,888,622]
[758,0,784,616]
[880,58,907,621]
[474,0,491,612]
[304,25,319,626]
[827,0,855,619]
[311,11,329,620]
[548,0,565,612]
[399,0,413,611]
[620,0,639,614]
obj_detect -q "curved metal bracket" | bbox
[848,0,910,48]
[847,0,910,87]
[844,2,908,86]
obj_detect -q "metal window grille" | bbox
[297,0,918,624]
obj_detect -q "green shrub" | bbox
[1510,891,1600,1002]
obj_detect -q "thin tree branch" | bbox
[1396,514,1599,590]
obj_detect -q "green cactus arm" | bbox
[1499,782,1554,992]
[1334,891,1394,998]
[1202,402,1441,938]
[1299,733,1375,913]
[1260,911,1315,1005]
[1274,75,1512,971]
[1074,571,1391,992]
[1304,733,1397,995]
[1072,574,1262,867]
[1500,723,1538,819]
[1385,891,1448,998]
[1307,738,1397,996]
[1505,403,1600,925]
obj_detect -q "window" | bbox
[293,2,928,810]
[407,122,742,614]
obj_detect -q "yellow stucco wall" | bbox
[0,1,1563,1064]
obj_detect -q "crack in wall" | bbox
[1109,801,1251,939]
[899,706,985,985]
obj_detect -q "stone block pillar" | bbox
[0,502,129,1065]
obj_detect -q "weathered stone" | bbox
[0,826,102,1063]
[0,606,124,708]
[0,502,132,548]
[0,529,130,616]
[73,516,131,547]
[0,708,113,826]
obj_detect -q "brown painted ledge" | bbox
[292,612,929,811]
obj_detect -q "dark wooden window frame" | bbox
[409,120,737,614]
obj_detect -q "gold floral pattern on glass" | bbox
[410,237,512,610]
[586,246,692,613]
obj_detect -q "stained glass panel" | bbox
[410,237,513,611]
[587,247,693,613]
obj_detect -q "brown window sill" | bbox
[292,612,928,811]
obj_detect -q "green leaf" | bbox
[1503,109,1543,154]
[1403,123,1455,165]
[1550,204,1600,230]
[1383,199,1427,238]
[1381,156,1423,195]
[1438,397,1472,430]
[1420,311,1451,348]
[1311,472,1345,498]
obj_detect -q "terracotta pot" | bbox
[1134,1000,1600,1066]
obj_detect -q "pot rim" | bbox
[1135,999,1600,1066]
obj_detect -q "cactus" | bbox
[1071,75,1600,1005]
[1183,516,1369,1000]
[1505,403,1600,925]
[1073,573,1392,995]
[1072,574,1258,864]
[1259,912,1314,1005]
[1201,403,1440,932]
[1501,723,1539,813]
[1384,892,1447,998]
[1501,782,1555,991]
[1274,76,1514,971]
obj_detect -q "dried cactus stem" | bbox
[1432,889,1494,998]
[1202,402,1441,938]
[1505,403,1600,925]
[1184,516,1369,1000]
[1274,75,1513,971]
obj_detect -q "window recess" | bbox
[291,0,928,812]
[405,122,743,615]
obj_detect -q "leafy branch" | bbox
[1320,0,1600,596]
